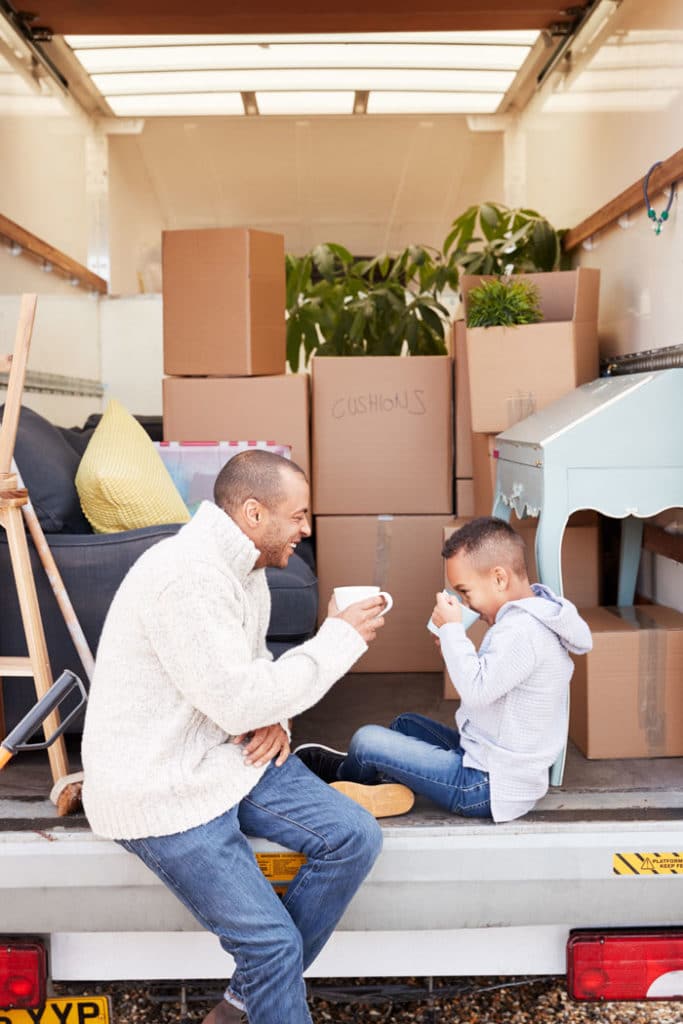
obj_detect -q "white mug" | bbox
[334,585,393,618]
[427,590,480,635]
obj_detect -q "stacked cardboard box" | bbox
[569,605,683,759]
[453,321,474,515]
[161,228,311,479]
[312,355,454,671]
[456,269,600,516]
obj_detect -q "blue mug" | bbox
[427,591,481,635]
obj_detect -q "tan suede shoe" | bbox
[331,780,415,818]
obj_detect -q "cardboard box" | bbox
[312,355,453,514]
[456,479,474,517]
[162,374,311,480]
[441,519,600,698]
[315,514,455,672]
[472,432,497,516]
[462,269,600,433]
[162,228,286,377]
[569,605,683,758]
[454,320,473,477]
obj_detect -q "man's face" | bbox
[255,472,311,569]
[445,549,505,626]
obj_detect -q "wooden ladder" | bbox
[0,294,69,784]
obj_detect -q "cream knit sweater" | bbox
[82,501,367,840]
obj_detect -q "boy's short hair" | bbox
[442,517,528,578]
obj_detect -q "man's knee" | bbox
[339,799,383,867]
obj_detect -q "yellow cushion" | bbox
[76,399,190,533]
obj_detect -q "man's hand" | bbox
[328,594,386,643]
[431,590,463,629]
[233,724,290,767]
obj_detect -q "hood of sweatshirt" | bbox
[497,583,592,655]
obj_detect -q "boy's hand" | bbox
[431,591,463,629]
[328,594,386,643]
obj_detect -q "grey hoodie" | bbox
[440,584,592,822]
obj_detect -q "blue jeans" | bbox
[118,755,382,1024]
[338,712,492,818]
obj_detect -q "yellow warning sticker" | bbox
[613,852,683,875]
[255,852,306,883]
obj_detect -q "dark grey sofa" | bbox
[0,406,318,733]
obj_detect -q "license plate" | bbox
[0,996,110,1023]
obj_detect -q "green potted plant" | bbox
[285,242,457,372]
[465,277,543,328]
[443,202,566,279]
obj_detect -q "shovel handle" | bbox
[1,670,87,756]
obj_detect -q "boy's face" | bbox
[445,549,509,626]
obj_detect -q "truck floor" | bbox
[1,673,681,830]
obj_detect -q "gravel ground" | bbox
[51,977,683,1023]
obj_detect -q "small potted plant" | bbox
[465,277,543,329]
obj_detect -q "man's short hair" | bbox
[213,450,307,515]
[442,516,528,578]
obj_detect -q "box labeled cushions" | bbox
[462,269,600,433]
[569,605,683,758]
[162,228,286,377]
[312,355,453,514]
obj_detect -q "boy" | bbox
[296,517,592,824]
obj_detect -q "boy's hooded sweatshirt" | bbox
[440,584,592,822]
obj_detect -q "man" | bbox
[81,450,385,1024]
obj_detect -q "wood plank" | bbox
[564,147,683,252]
[0,657,33,677]
[643,523,683,565]
[0,214,107,294]
[0,295,36,477]
[28,0,584,34]
[4,504,69,782]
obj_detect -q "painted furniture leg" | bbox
[617,515,644,606]
[535,510,569,786]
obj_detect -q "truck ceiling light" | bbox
[256,91,354,115]
[92,68,515,96]
[68,41,534,75]
[367,91,502,114]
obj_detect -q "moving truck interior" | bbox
[0,0,682,1010]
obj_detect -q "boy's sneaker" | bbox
[331,781,415,819]
[293,742,347,783]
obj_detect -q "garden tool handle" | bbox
[0,670,87,762]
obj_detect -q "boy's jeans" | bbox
[118,754,382,1024]
[338,712,492,818]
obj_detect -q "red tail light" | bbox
[0,941,46,1009]
[568,929,683,1001]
